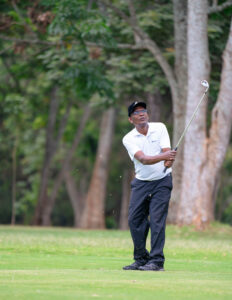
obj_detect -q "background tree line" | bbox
[0,0,232,229]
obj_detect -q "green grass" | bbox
[0,223,232,300]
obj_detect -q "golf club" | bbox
[163,80,209,173]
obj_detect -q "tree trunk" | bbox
[64,163,85,227]
[198,18,232,226]
[146,90,162,122]
[80,107,116,229]
[177,0,211,227]
[41,104,91,226]
[33,87,59,225]
[168,0,188,223]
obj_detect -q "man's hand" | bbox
[164,160,173,168]
[161,150,177,161]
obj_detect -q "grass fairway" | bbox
[0,224,231,300]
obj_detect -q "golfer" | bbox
[122,101,176,271]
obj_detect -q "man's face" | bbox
[129,106,149,126]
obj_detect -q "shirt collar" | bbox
[132,123,156,137]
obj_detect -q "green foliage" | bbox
[139,3,173,45]
[0,0,117,226]
[65,61,114,99]
[105,216,117,229]
[0,181,11,224]
[107,52,169,97]
[4,94,25,115]
[51,187,74,226]
[15,174,40,224]
[223,202,232,225]
[37,1,115,100]
[208,9,232,106]
[47,0,114,45]
[215,146,232,225]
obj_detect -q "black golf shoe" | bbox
[123,259,148,270]
[138,262,164,271]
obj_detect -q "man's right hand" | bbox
[161,150,177,161]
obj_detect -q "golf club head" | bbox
[201,80,209,90]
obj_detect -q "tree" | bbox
[0,0,115,226]
[33,87,73,225]
[80,107,116,229]
[40,103,91,226]
[177,1,232,227]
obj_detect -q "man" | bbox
[122,101,176,271]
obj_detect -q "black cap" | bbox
[128,101,146,117]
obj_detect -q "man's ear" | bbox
[128,117,133,124]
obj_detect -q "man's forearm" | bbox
[138,153,166,165]
[134,150,175,165]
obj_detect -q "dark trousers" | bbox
[128,173,173,265]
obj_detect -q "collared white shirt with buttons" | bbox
[122,122,172,181]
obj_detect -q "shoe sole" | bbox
[139,268,165,271]
[123,268,140,270]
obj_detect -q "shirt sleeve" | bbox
[122,136,141,161]
[160,124,171,149]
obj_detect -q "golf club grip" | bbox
[163,166,168,173]
[163,147,178,173]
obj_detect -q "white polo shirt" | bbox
[122,122,172,181]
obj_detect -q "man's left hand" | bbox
[164,160,173,168]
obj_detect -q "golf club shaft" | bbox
[163,87,209,173]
